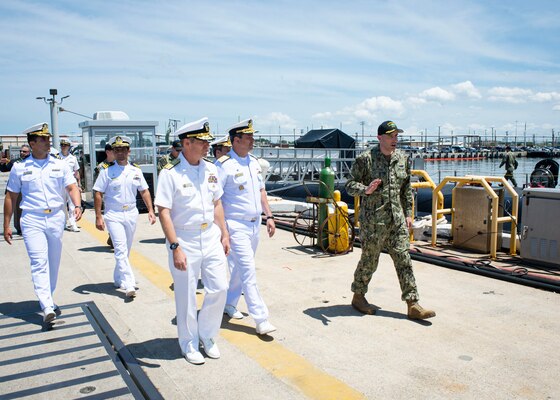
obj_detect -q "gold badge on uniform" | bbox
[208,175,218,183]
[235,172,243,177]
[239,185,244,190]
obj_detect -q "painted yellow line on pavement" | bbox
[79,216,365,400]
[79,217,173,295]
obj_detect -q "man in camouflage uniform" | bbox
[345,120,435,320]
[157,140,182,174]
[499,146,518,187]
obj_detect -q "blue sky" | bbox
[1,0,559,142]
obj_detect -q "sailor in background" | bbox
[1,144,31,235]
[155,117,229,365]
[59,138,81,232]
[3,123,82,323]
[215,118,277,335]
[499,145,518,187]
[93,136,156,298]
[157,139,182,174]
[94,143,116,248]
[210,135,232,160]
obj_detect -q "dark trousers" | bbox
[14,193,22,234]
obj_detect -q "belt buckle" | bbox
[200,223,208,230]
[44,209,52,214]
[122,205,129,210]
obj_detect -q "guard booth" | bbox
[79,114,158,211]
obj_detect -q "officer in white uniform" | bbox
[93,136,156,298]
[155,117,230,365]
[210,134,232,160]
[3,123,82,323]
[215,118,277,335]
[59,138,81,232]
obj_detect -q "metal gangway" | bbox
[251,147,358,183]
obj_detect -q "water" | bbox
[420,157,560,186]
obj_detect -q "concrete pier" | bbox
[1,202,559,399]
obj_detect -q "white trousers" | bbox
[169,224,228,355]
[226,219,269,324]
[64,191,76,227]
[21,209,65,311]
[104,208,138,290]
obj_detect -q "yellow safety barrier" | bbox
[431,176,518,259]
[410,169,444,241]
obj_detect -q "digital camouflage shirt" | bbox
[345,146,413,228]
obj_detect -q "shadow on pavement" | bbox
[126,337,183,367]
[220,316,274,342]
[77,246,113,253]
[73,282,126,300]
[303,303,431,325]
[138,238,165,245]
[0,300,42,327]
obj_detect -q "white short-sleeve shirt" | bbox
[6,154,76,210]
[215,150,264,220]
[60,153,80,173]
[154,153,222,228]
[93,162,148,208]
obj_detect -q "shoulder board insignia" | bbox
[132,162,140,168]
[100,161,110,169]
[249,154,258,161]
[163,157,180,170]
[203,157,212,163]
[50,153,62,160]
[217,155,230,163]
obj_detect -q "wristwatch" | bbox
[266,215,275,221]
[169,242,179,250]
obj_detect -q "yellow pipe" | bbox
[412,169,444,219]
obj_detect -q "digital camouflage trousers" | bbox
[351,221,419,302]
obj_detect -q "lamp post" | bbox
[36,89,69,150]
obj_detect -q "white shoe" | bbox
[224,304,243,319]
[183,350,205,365]
[125,288,136,298]
[200,338,220,359]
[256,320,276,335]
[43,307,56,323]
[69,225,80,232]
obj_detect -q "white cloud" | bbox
[358,96,404,114]
[530,92,560,102]
[418,87,456,102]
[452,81,482,99]
[311,111,333,120]
[258,112,297,130]
[487,86,533,103]
[312,96,404,125]
[406,97,428,107]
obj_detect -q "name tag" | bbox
[235,172,244,178]
[23,170,33,176]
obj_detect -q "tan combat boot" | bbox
[351,293,377,315]
[407,301,436,320]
